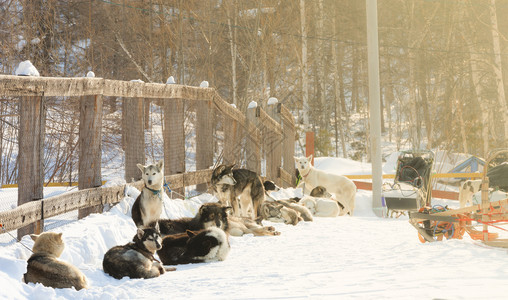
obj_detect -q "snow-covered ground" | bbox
[1,156,508,299]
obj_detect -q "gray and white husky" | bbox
[211,164,265,219]
[103,226,175,279]
[132,160,165,228]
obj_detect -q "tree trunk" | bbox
[300,0,309,129]
[489,0,508,145]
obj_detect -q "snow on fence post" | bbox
[163,97,185,197]
[246,103,261,174]
[78,94,104,219]
[195,99,214,192]
[17,95,45,239]
[123,97,145,182]
[267,100,282,186]
[281,105,296,187]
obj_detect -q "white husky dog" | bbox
[294,155,357,215]
[131,160,165,228]
[299,196,340,217]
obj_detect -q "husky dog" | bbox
[156,202,279,237]
[24,232,88,290]
[157,227,230,265]
[261,201,284,222]
[299,196,340,217]
[155,202,230,236]
[295,155,356,215]
[103,227,175,279]
[278,200,313,222]
[280,206,302,225]
[132,160,165,228]
[310,185,346,212]
[459,179,482,208]
[211,164,265,218]
[310,186,332,198]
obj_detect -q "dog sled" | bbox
[383,150,434,217]
[408,149,508,248]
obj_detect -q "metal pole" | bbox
[366,0,384,217]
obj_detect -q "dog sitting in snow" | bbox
[295,155,356,215]
[131,160,165,228]
[157,227,230,265]
[24,232,88,290]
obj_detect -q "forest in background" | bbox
[1,0,508,185]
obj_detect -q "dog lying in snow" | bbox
[24,232,88,290]
[295,155,356,215]
[157,227,230,265]
[299,196,340,217]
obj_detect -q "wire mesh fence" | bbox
[0,75,296,244]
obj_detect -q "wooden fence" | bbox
[0,75,296,238]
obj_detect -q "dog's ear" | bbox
[223,206,233,214]
[307,154,313,161]
[30,234,39,241]
[226,164,236,171]
[136,228,145,239]
[294,156,299,163]
[156,160,164,171]
[215,165,225,175]
[154,222,160,233]
[186,230,197,238]
[137,163,145,173]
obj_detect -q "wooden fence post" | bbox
[246,105,261,174]
[17,96,45,239]
[124,97,145,182]
[196,100,214,192]
[78,94,103,219]
[163,98,185,197]
[223,118,239,165]
[281,105,296,187]
[267,102,282,186]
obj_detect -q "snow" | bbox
[247,101,258,108]
[14,61,40,76]
[199,81,209,88]
[267,97,278,105]
[2,157,508,299]
[166,76,176,84]
[130,79,144,83]
[86,71,95,78]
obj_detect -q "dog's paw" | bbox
[164,266,177,272]
[265,226,276,231]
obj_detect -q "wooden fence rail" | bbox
[0,75,296,238]
[0,170,213,232]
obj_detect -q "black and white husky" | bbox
[157,227,230,265]
[132,160,165,228]
[211,164,265,219]
[103,226,175,279]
